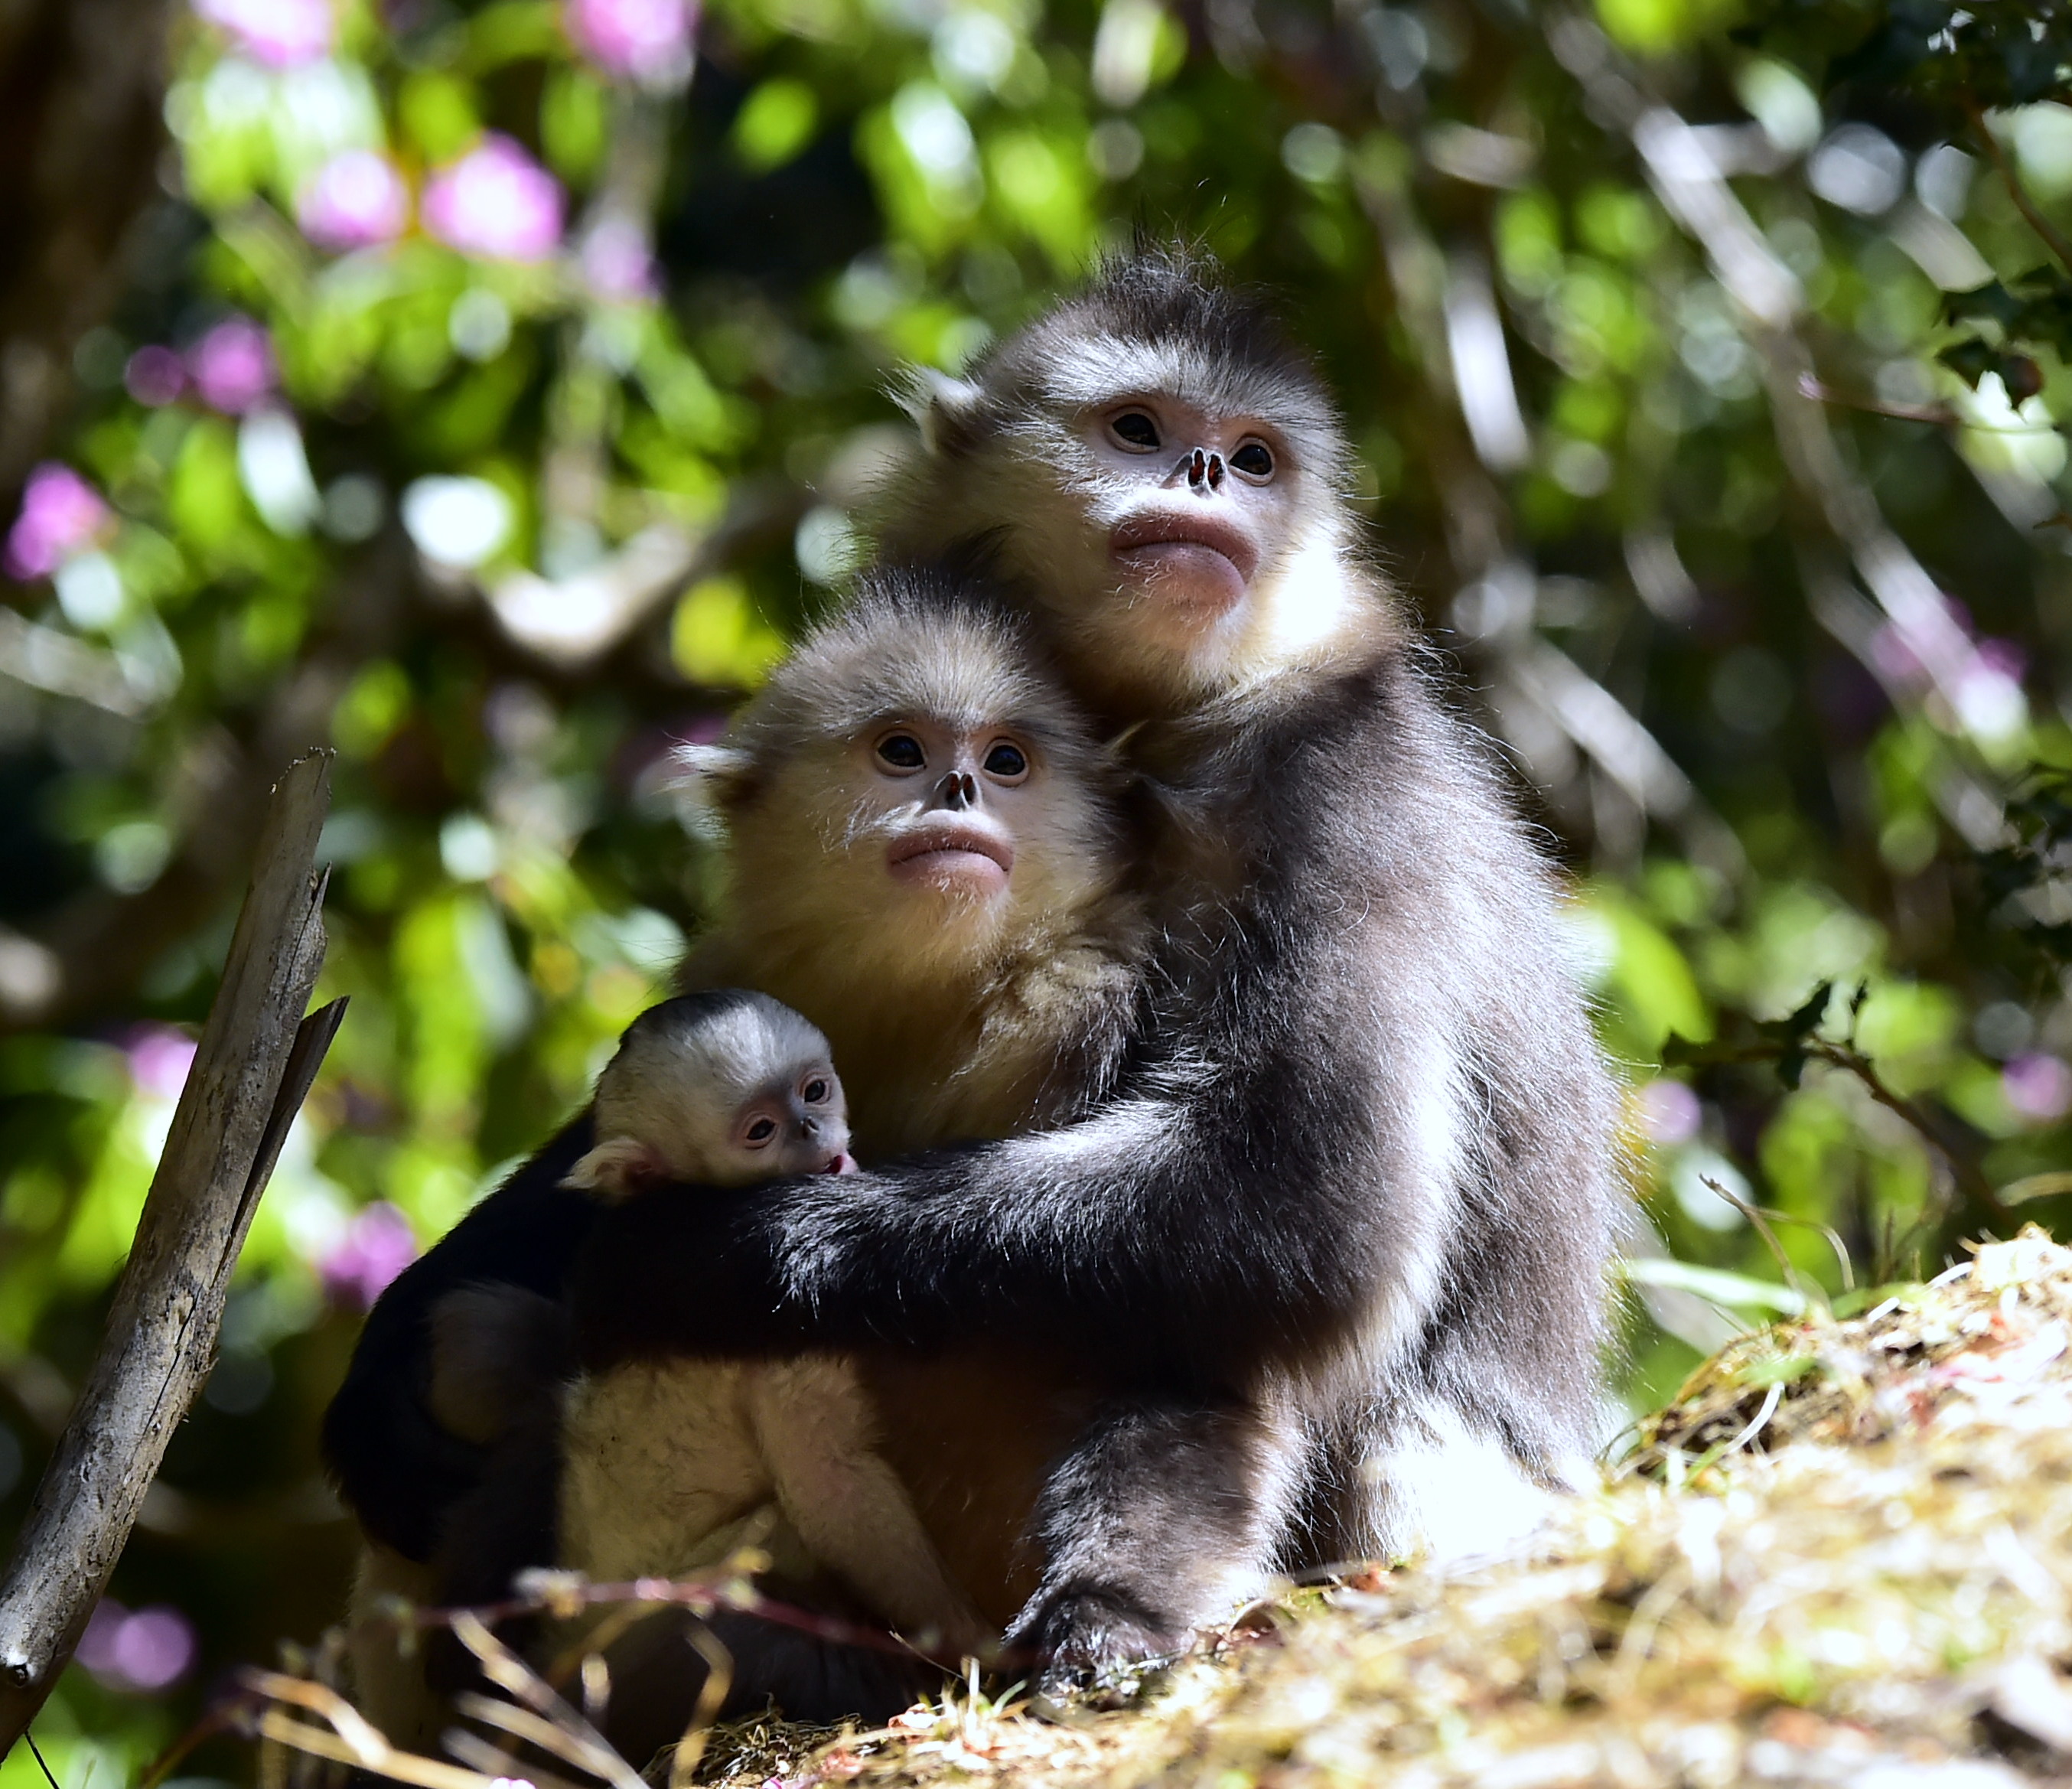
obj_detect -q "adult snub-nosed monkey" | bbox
[574,247,1624,1685]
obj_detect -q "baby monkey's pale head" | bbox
[568,991,855,1200]
[689,569,1127,984]
[881,246,1389,713]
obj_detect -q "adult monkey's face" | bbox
[1083,390,1300,656]
[883,250,1386,717]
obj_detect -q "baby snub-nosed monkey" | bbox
[549,990,992,1660]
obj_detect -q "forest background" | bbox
[0,0,2067,1776]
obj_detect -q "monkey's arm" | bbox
[572,973,1406,1390]
[321,1113,597,1561]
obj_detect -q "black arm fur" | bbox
[319,1113,596,1563]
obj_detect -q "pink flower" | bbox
[189,317,275,415]
[422,136,565,263]
[127,1025,198,1102]
[321,1202,418,1308]
[125,345,186,406]
[5,464,109,581]
[580,217,659,300]
[565,0,698,81]
[1634,1077,1702,1146]
[1977,637,2028,681]
[192,0,334,67]
[298,149,410,252]
[2005,1053,2072,1123]
[77,1601,197,1693]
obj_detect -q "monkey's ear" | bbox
[896,368,988,458]
[565,1138,669,1202]
[673,742,759,812]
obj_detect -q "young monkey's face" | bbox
[861,712,1038,904]
[706,591,1124,989]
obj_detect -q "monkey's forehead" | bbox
[618,995,836,1079]
[735,598,1103,758]
[968,326,1340,465]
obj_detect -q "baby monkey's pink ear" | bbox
[565,1138,673,1202]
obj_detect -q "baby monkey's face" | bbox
[713,1055,856,1184]
[570,997,859,1200]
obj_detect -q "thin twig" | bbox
[1964,90,2072,279]
[449,1614,641,1789]
[24,1732,60,1789]
[1702,1178,1826,1314]
[1797,373,2063,437]
[667,1620,735,1789]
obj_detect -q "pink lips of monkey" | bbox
[885,822,1015,897]
[1109,509,1261,615]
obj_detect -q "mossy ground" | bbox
[692,1229,2072,1789]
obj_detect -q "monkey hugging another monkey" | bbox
[322,248,1624,1760]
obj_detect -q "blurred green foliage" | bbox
[5,0,2072,1774]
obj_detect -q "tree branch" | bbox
[0,751,344,1753]
[1963,91,2072,282]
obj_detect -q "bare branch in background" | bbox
[0,0,178,497]
[0,752,344,1752]
[1442,252,1532,474]
[1962,92,2072,280]
[1358,152,1738,874]
[1554,13,2017,843]
[486,480,813,670]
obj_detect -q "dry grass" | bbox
[695,1228,2072,1789]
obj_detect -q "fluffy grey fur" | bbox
[574,249,1624,1686]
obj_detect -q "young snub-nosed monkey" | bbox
[567,991,857,1198]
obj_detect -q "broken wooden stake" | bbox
[0,749,346,1754]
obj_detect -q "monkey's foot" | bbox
[1005,1592,1186,1709]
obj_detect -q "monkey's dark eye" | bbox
[875,733,926,771]
[803,1077,830,1103]
[1110,411,1161,450]
[1230,441,1275,478]
[982,741,1029,780]
[744,1116,777,1145]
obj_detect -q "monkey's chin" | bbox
[887,852,1011,901]
[1113,544,1246,626]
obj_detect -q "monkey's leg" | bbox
[345,1542,446,1752]
[586,1597,938,1768]
[1005,1397,1292,1690]
[748,1360,995,1659]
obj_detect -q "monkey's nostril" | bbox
[1206,452,1225,490]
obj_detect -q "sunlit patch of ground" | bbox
[695,1229,2072,1788]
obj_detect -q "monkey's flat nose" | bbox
[934,771,978,810]
[1184,448,1225,492]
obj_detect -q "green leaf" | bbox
[1624,1257,1810,1316]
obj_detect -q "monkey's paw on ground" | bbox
[681,1226,2072,1789]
